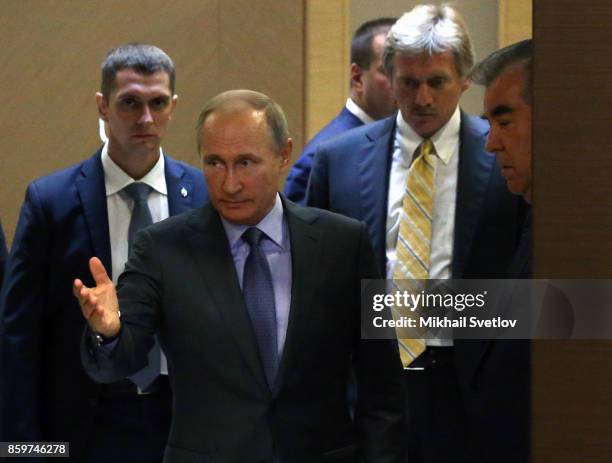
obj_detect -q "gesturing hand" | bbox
[73,257,121,338]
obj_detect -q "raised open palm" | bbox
[73,257,121,337]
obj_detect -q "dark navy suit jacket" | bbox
[306,111,528,461]
[284,107,362,205]
[0,150,208,460]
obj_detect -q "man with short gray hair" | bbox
[468,39,534,462]
[307,4,525,461]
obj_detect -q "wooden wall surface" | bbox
[0,0,304,243]
[533,1,612,461]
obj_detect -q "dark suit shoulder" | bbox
[26,152,100,197]
[285,199,365,235]
[317,115,395,154]
[164,154,204,179]
[461,112,490,138]
[145,205,203,235]
[302,109,362,154]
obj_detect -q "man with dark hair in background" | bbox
[307,5,525,462]
[467,39,534,462]
[0,43,208,462]
[472,39,533,277]
[284,17,397,204]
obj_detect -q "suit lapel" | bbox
[452,112,495,278]
[76,150,113,278]
[273,199,321,394]
[164,155,196,216]
[186,205,270,394]
[358,116,396,270]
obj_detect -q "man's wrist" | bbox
[90,329,119,347]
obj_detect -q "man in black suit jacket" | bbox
[473,39,534,277]
[75,90,405,463]
[307,5,524,462]
[0,44,208,462]
[467,40,535,462]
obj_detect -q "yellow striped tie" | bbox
[393,139,437,367]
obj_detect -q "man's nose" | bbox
[485,127,502,153]
[139,105,154,124]
[414,84,433,107]
[222,169,242,194]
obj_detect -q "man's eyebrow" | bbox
[490,105,514,118]
[235,153,257,160]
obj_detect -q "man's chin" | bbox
[218,204,255,225]
[129,140,160,154]
[409,118,439,139]
[506,180,530,200]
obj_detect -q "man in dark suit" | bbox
[463,41,535,462]
[307,5,524,462]
[0,221,7,285]
[473,39,534,277]
[0,43,208,462]
[75,89,405,463]
[284,17,397,204]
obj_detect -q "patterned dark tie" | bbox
[123,182,160,391]
[242,227,278,388]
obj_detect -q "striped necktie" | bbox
[393,139,437,367]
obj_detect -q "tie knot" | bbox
[123,182,153,202]
[418,139,436,159]
[242,227,266,247]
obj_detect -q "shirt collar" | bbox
[346,97,375,124]
[101,143,167,196]
[221,193,285,250]
[396,106,461,165]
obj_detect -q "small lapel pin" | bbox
[180,187,188,198]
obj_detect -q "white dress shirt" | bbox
[346,97,375,124]
[101,144,170,373]
[386,107,461,346]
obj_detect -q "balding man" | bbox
[76,90,405,463]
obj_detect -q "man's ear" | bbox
[350,63,364,92]
[461,77,471,93]
[95,92,108,121]
[280,138,293,171]
[169,94,179,120]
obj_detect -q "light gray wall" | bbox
[351,0,499,116]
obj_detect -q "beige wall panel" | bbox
[350,0,498,116]
[305,0,350,141]
[0,0,304,244]
[219,0,304,157]
[499,0,532,46]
